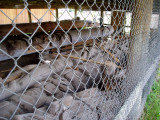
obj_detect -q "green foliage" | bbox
[141,66,160,120]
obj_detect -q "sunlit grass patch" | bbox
[141,66,160,120]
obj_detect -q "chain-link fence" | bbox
[0,0,159,120]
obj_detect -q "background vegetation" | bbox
[141,66,160,120]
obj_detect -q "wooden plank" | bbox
[31,9,55,22]
[0,9,29,24]
[51,39,93,52]
[0,9,55,24]
[0,9,17,24]
[0,20,90,36]
[27,39,93,54]
[16,9,29,23]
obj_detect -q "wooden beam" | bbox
[0,0,128,11]
[56,8,58,21]
[28,9,32,23]
[101,9,104,18]
[0,20,90,36]
[129,0,153,66]
[51,39,93,53]
[74,7,77,18]
[100,8,104,26]
[111,10,125,31]
[124,0,153,97]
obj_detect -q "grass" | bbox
[141,66,160,120]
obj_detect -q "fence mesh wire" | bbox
[0,0,159,120]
